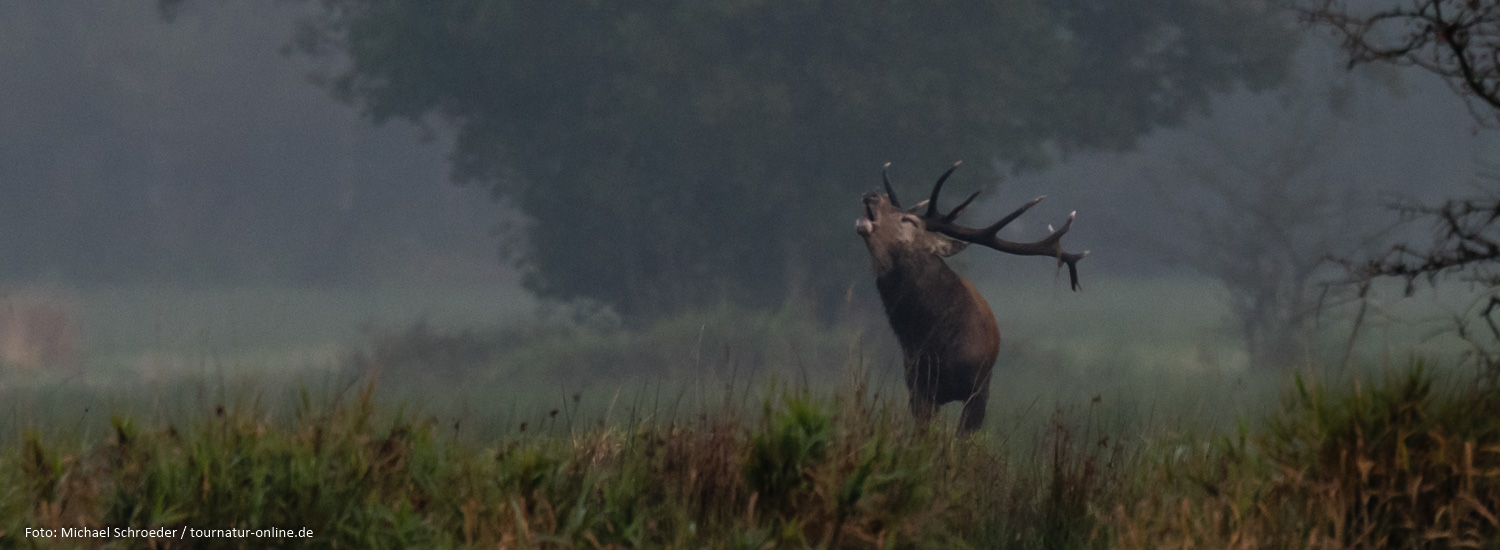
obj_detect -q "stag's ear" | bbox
[929,235,969,257]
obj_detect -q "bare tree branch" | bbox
[1342,193,1500,293]
[1302,0,1500,122]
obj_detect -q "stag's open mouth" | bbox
[856,204,875,236]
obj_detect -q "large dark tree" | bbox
[275,0,1295,317]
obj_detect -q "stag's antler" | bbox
[882,162,903,208]
[919,161,1090,291]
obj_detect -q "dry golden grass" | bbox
[1113,365,1500,550]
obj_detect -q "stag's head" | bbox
[855,161,1088,290]
[855,189,969,274]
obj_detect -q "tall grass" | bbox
[7,359,1500,547]
[0,371,1135,549]
[1112,362,1500,549]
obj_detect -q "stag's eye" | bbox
[900,216,919,226]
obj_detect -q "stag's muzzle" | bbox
[856,193,880,236]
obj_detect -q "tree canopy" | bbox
[292,0,1297,316]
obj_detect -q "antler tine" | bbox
[942,190,982,223]
[882,162,902,208]
[924,161,963,218]
[1059,248,1089,291]
[925,199,1088,291]
[980,196,1045,235]
[1048,212,1088,290]
[1042,211,1076,242]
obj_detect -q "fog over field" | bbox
[0,0,1495,432]
[15,2,1500,547]
[0,0,1488,407]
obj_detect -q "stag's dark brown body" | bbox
[857,162,1085,434]
[872,231,1000,432]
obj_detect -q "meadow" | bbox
[1,276,1497,548]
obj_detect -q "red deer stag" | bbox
[855,162,1086,433]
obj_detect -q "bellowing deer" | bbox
[855,162,1087,433]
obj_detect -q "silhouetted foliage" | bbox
[1342,190,1500,369]
[1348,195,1500,294]
[274,0,1296,316]
[1303,0,1500,123]
[1306,0,1500,370]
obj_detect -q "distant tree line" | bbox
[159,0,1298,316]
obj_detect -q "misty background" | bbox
[1,1,1496,417]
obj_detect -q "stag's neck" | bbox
[873,251,958,294]
[874,252,982,338]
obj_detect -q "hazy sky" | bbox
[0,2,506,285]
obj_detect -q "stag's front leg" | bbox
[908,391,937,427]
[957,387,988,435]
[904,355,939,427]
